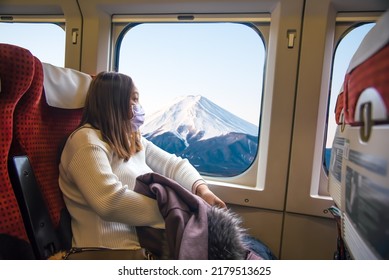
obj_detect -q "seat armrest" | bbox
[8,155,60,259]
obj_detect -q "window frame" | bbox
[110,13,270,187]
[285,3,384,218]
[0,15,65,24]
[0,14,82,70]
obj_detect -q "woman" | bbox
[59,71,226,256]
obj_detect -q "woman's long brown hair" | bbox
[80,71,142,161]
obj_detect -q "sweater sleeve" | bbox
[66,144,165,228]
[143,138,204,192]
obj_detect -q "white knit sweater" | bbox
[59,125,204,249]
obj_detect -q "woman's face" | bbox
[129,86,140,119]
[130,86,139,106]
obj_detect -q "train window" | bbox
[114,20,266,178]
[0,21,65,67]
[324,22,375,172]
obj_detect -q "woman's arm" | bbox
[143,138,226,208]
[143,138,202,189]
[195,183,227,208]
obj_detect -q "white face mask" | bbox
[131,104,145,131]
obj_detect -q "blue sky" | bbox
[0,23,65,67]
[118,23,264,125]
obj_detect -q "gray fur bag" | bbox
[207,206,251,260]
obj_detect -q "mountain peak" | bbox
[141,95,258,143]
[171,95,205,110]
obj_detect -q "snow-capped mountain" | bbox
[142,95,258,144]
[141,95,259,177]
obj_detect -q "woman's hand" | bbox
[195,184,226,208]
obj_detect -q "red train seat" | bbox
[1,43,91,259]
[328,10,389,259]
[0,43,37,259]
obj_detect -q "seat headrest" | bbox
[42,63,92,109]
[347,9,389,74]
[0,43,36,98]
